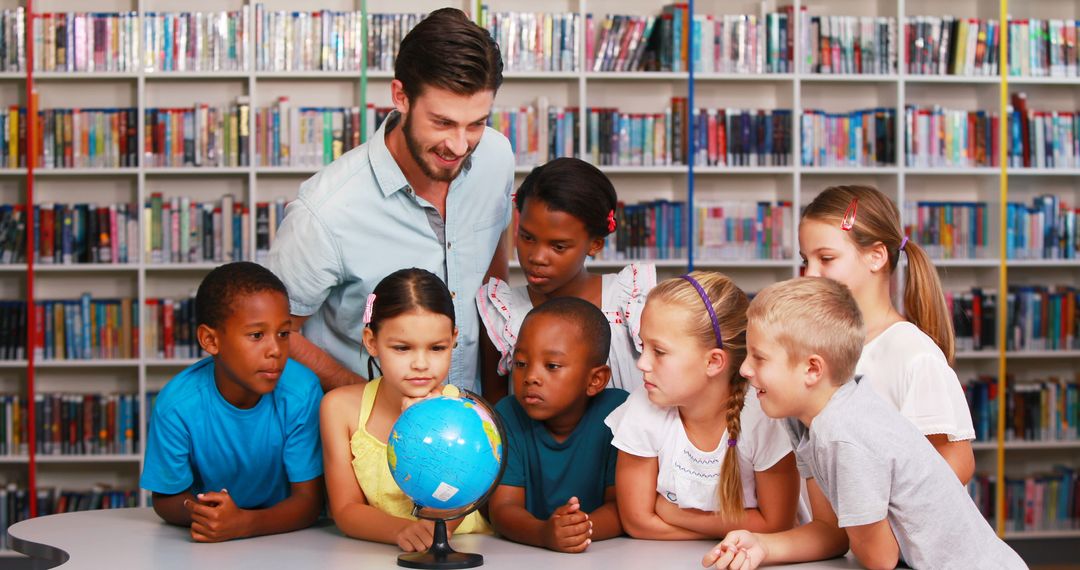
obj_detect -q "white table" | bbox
[9,508,862,569]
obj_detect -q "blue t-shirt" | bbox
[140,357,324,509]
[495,389,628,520]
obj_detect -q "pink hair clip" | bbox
[840,198,858,231]
[362,293,377,325]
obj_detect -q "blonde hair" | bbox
[802,185,955,363]
[747,277,866,384]
[647,271,749,522]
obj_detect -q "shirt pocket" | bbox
[472,212,509,272]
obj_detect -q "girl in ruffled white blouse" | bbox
[476,158,655,402]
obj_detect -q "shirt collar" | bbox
[370,111,411,198]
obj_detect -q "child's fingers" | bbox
[557,518,591,539]
[558,525,592,547]
[729,549,748,570]
[561,538,591,554]
[712,546,738,569]
[701,546,723,567]
[197,491,227,505]
[185,501,216,519]
[555,511,589,527]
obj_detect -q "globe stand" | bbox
[397,519,483,569]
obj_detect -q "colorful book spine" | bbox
[0,484,33,548]
[800,108,897,167]
[0,205,27,264]
[903,200,989,259]
[35,108,139,169]
[367,13,426,71]
[33,12,139,73]
[586,106,673,167]
[33,393,140,456]
[143,9,249,72]
[1008,19,1080,77]
[801,14,897,74]
[254,198,289,264]
[601,199,688,261]
[255,101,362,167]
[35,487,140,516]
[948,288,998,353]
[1005,286,1080,351]
[144,194,250,264]
[905,16,1000,76]
[32,297,137,361]
[1006,92,1080,169]
[0,9,26,72]
[254,5,364,72]
[144,98,250,167]
[702,10,795,74]
[694,107,792,167]
[143,297,201,360]
[904,105,999,168]
[30,202,136,265]
[481,8,580,72]
[695,200,793,261]
[1005,195,1080,260]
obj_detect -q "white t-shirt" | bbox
[855,321,976,442]
[604,386,793,511]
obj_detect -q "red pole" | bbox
[25,0,37,519]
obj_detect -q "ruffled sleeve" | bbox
[608,263,658,353]
[475,277,523,376]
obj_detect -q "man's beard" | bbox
[402,112,474,183]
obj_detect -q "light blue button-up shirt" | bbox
[268,112,515,392]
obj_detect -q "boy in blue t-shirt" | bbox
[489,297,627,553]
[140,261,324,542]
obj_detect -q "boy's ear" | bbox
[705,347,727,379]
[452,327,459,349]
[197,324,220,356]
[362,327,378,357]
[585,364,612,396]
[866,240,890,273]
[587,236,605,257]
[804,354,827,388]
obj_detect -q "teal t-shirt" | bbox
[140,357,324,509]
[494,389,628,519]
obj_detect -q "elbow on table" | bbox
[618,509,658,539]
[852,545,899,570]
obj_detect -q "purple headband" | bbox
[680,274,723,349]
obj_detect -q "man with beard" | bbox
[268,8,513,393]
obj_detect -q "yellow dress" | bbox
[349,378,491,535]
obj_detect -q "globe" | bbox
[387,390,505,569]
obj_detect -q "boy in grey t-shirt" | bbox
[704,277,1025,570]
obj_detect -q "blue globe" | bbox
[387,393,505,515]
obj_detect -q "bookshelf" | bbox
[0,0,1074,553]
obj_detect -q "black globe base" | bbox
[397,519,483,569]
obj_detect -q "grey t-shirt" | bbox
[784,379,1026,570]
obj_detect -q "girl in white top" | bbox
[605,271,802,539]
[477,158,655,400]
[799,185,977,483]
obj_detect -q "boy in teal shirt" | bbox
[489,297,626,553]
[141,262,324,542]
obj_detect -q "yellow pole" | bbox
[996,0,1009,539]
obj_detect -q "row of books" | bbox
[145,297,201,361]
[34,12,140,73]
[1005,195,1080,260]
[144,100,251,168]
[692,108,793,167]
[587,100,686,167]
[1008,19,1080,78]
[37,108,140,169]
[904,17,1000,77]
[253,5,363,72]
[0,205,26,264]
[1008,92,1080,170]
[142,10,249,72]
[146,194,249,265]
[367,13,425,72]
[902,201,989,260]
[0,485,140,547]
[0,9,24,72]
[26,296,139,361]
[801,15,897,75]
[481,9,579,73]
[1007,286,1079,352]
[35,202,138,265]
[695,201,793,261]
[596,200,687,261]
[799,108,897,167]
[255,99,363,168]
[966,376,1079,443]
[949,287,997,353]
[697,12,795,75]
[969,469,1080,532]
[588,6,691,73]
[32,393,139,456]
[0,302,26,361]
[904,106,999,168]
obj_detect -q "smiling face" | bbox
[200,290,292,409]
[798,218,881,303]
[515,197,604,297]
[635,300,723,408]
[739,321,808,420]
[393,82,494,183]
[363,310,457,399]
[511,313,607,426]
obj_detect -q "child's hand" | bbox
[396,519,436,552]
[401,384,457,412]
[702,530,766,570]
[542,496,592,553]
[184,489,252,543]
